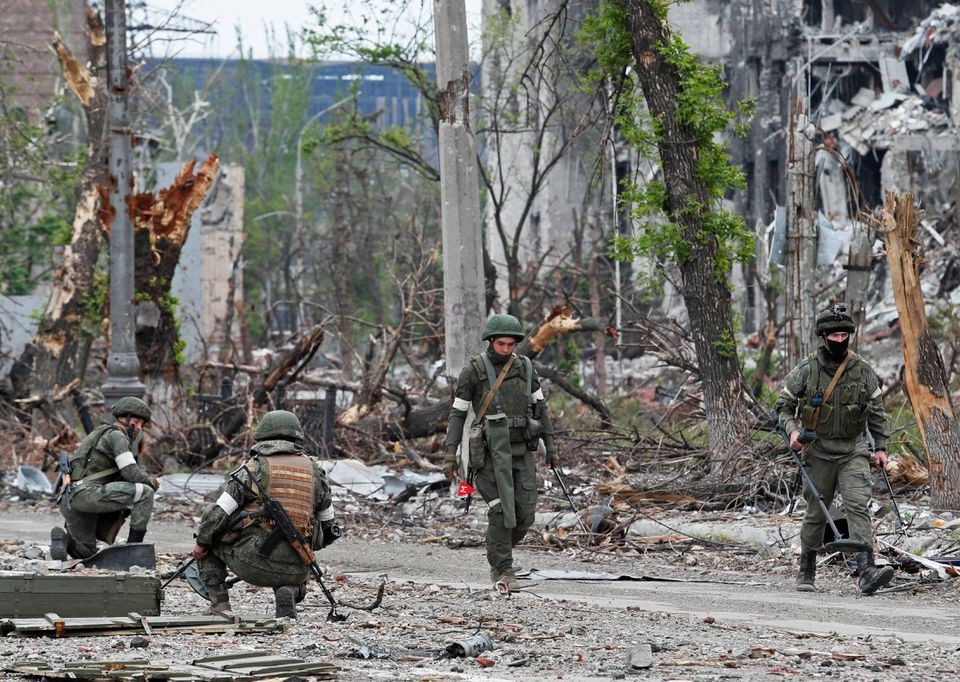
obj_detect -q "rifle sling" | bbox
[809,352,851,431]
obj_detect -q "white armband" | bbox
[452,397,470,412]
[532,388,544,402]
[114,451,136,468]
[133,483,145,502]
[318,506,335,522]
[216,491,240,514]
[870,387,882,399]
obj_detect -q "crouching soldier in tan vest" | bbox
[192,410,337,618]
[50,397,158,560]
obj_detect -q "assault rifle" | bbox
[52,452,74,510]
[229,466,346,622]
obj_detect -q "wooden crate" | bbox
[0,573,161,618]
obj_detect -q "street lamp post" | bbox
[101,0,145,405]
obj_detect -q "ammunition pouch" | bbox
[524,416,541,443]
[468,422,486,470]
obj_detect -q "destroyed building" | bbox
[489,0,960,336]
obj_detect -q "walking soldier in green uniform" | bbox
[774,306,894,595]
[192,410,338,618]
[50,397,158,560]
[444,314,559,591]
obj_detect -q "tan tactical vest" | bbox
[243,455,316,537]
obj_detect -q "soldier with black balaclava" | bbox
[774,305,894,595]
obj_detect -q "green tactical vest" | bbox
[69,424,122,481]
[799,350,869,450]
[470,353,535,440]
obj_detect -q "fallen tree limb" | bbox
[533,360,611,426]
[518,305,617,358]
[252,325,325,405]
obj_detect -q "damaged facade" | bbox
[721,0,960,330]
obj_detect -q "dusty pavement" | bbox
[2,508,960,681]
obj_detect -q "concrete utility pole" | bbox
[784,89,818,366]
[101,0,145,404]
[434,0,486,377]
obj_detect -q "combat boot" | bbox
[491,567,521,593]
[274,585,297,619]
[50,527,70,561]
[795,550,817,592]
[855,551,894,595]
[127,528,146,543]
[206,584,233,615]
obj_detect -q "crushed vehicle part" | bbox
[0,574,161,619]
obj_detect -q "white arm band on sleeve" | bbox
[114,451,136,468]
[318,506,335,521]
[216,491,240,514]
[532,388,544,402]
[870,387,882,399]
[452,397,470,411]
[133,483,144,502]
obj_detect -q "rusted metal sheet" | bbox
[0,574,161,618]
[7,649,339,680]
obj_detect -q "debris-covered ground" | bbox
[2,469,960,682]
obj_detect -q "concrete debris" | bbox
[902,4,960,56]
[625,643,654,670]
[156,473,225,499]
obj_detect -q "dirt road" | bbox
[1,508,958,680]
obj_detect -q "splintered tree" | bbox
[881,191,960,510]
[16,9,109,399]
[582,0,754,473]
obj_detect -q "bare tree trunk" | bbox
[882,191,960,511]
[20,10,108,399]
[616,0,753,473]
[784,90,818,366]
[846,216,872,347]
[588,254,607,395]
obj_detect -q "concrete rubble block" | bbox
[625,643,654,670]
[820,113,842,132]
[851,88,876,108]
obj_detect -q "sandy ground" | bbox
[1,504,959,681]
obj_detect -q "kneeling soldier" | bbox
[192,410,337,618]
[50,397,158,560]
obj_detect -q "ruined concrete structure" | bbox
[488,0,959,332]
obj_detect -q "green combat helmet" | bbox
[815,304,856,337]
[482,314,525,342]
[254,410,305,442]
[111,396,151,423]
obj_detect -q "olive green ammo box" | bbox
[0,573,162,618]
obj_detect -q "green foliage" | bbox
[0,94,83,295]
[580,0,754,283]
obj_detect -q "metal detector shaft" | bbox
[161,556,195,590]
[879,466,907,533]
[551,467,590,535]
[786,448,867,552]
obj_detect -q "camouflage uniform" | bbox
[51,398,156,560]
[775,307,893,594]
[445,315,557,586]
[195,411,336,617]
